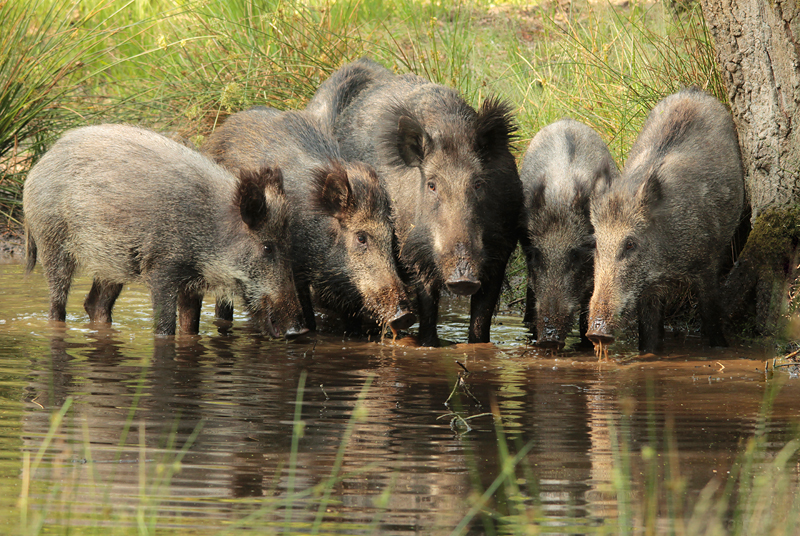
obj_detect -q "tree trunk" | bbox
[700,0,800,337]
[701,0,800,216]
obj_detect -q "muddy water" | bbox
[1,262,799,534]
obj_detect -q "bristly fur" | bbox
[474,96,518,160]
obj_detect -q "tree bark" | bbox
[701,0,800,217]
[700,0,800,337]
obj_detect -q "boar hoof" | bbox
[389,309,416,331]
[445,278,481,296]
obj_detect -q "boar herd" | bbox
[22,57,745,355]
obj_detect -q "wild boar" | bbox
[23,124,305,337]
[306,57,523,346]
[586,88,745,354]
[520,119,619,349]
[201,107,415,335]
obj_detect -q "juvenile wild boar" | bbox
[586,88,744,354]
[201,107,415,334]
[520,119,619,349]
[306,57,522,346]
[23,124,305,337]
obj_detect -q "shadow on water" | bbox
[2,263,800,533]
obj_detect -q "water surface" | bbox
[0,262,798,534]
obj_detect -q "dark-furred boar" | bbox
[520,119,619,349]
[23,124,305,337]
[306,57,522,346]
[586,88,744,354]
[201,107,415,334]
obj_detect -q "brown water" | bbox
[1,262,799,534]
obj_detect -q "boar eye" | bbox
[263,243,274,256]
[620,238,637,258]
[473,180,485,192]
[356,232,368,246]
[427,181,436,192]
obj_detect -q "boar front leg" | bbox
[215,299,234,322]
[637,293,665,354]
[468,273,503,344]
[416,285,441,347]
[523,286,537,337]
[84,279,123,324]
[296,279,317,332]
[696,271,728,348]
[178,289,204,334]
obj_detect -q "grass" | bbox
[0,0,720,220]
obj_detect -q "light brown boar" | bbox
[586,88,744,354]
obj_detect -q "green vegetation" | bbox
[0,0,720,225]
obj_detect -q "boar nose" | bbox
[446,277,481,296]
[535,320,565,349]
[586,317,615,345]
[445,265,481,296]
[284,323,309,339]
[389,307,416,331]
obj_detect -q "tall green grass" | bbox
[0,0,144,222]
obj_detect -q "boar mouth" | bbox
[388,308,416,331]
[535,319,566,349]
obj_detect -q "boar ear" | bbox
[397,115,426,167]
[572,181,591,219]
[637,169,663,209]
[313,163,352,219]
[236,167,275,230]
[591,160,615,197]
[527,180,546,211]
[475,97,517,160]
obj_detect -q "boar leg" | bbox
[43,249,76,322]
[523,286,537,337]
[215,299,234,322]
[149,276,178,336]
[84,279,123,324]
[637,293,665,353]
[416,286,441,347]
[178,289,204,334]
[296,281,317,332]
[578,310,592,349]
[696,273,728,347]
[468,274,504,344]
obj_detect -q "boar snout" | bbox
[285,322,310,339]
[536,318,565,349]
[389,306,416,331]
[586,316,615,345]
[445,250,481,295]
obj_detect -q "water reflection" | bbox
[1,263,800,533]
